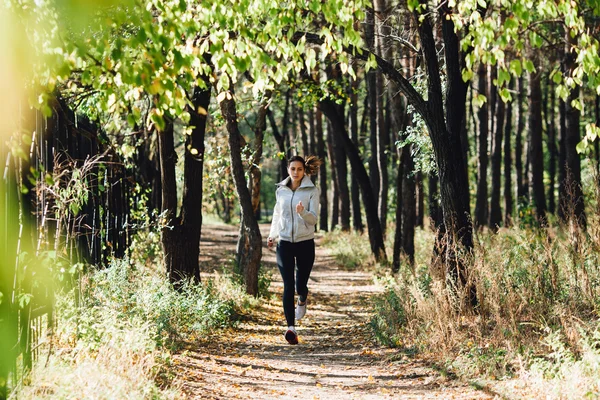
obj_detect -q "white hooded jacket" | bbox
[269,175,319,243]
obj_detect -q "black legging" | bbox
[276,239,315,327]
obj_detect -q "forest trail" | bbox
[172,223,494,399]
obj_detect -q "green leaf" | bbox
[462,68,473,82]
[407,0,419,12]
[509,59,522,77]
[524,60,536,73]
[473,93,487,107]
[551,70,563,84]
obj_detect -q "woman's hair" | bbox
[288,155,323,176]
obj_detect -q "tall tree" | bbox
[546,79,558,215]
[349,78,364,232]
[374,0,391,235]
[503,80,514,227]
[159,83,210,284]
[489,66,505,231]
[320,98,387,262]
[267,93,292,181]
[515,77,527,205]
[559,31,585,226]
[316,109,329,232]
[365,7,380,207]
[474,63,489,228]
[528,67,547,224]
[219,87,262,296]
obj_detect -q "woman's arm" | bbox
[269,190,282,239]
[298,187,319,226]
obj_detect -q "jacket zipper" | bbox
[290,189,295,242]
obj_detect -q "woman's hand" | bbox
[267,237,274,248]
[296,200,304,214]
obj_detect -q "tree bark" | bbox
[220,89,263,296]
[349,79,364,232]
[474,63,489,228]
[365,7,380,206]
[528,69,547,224]
[515,77,527,204]
[316,108,329,231]
[320,99,387,262]
[326,122,339,230]
[503,80,514,227]
[489,69,505,231]
[421,4,476,306]
[249,94,269,217]
[416,172,424,228]
[547,79,558,215]
[392,147,403,272]
[267,92,291,181]
[559,33,586,226]
[158,84,210,284]
[401,144,416,264]
[330,102,351,231]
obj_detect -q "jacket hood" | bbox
[276,175,315,189]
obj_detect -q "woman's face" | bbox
[288,161,305,183]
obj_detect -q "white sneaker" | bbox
[285,326,298,344]
[295,299,307,320]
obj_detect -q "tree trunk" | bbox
[249,94,269,216]
[366,8,380,205]
[420,4,475,306]
[158,85,210,284]
[428,173,442,230]
[320,99,387,262]
[326,122,339,230]
[220,89,262,296]
[392,145,404,272]
[349,79,364,232]
[547,79,558,215]
[474,63,489,228]
[515,77,527,204]
[401,144,416,264]
[559,33,586,226]
[503,80,514,227]
[489,69,505,231]
[267,92,291,181]
[528,69,547,224]
[416,172,424,228]
[316,108,329,231]
[374,0,391,233]
[558,97,567,220]
[298,107,310,156]
[328,98,351,231]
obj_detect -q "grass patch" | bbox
[20,251,260,398]
[360,214,600,397]
[321,229,374,270]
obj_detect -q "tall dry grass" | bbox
[327,196,600,397]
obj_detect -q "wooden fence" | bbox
[0,98,131,398]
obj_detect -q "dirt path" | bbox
[173,223,494,399]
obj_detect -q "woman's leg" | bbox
[295,239,315,302]
[276,240,296,326]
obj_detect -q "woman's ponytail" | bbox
[304,155,322,176]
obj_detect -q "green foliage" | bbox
[365,206,600,391]
[64,257,238,351]
[14,0,370,135]
[321,229,373,270]
[369,285,408,348]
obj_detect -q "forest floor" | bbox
[171,223,499,399]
